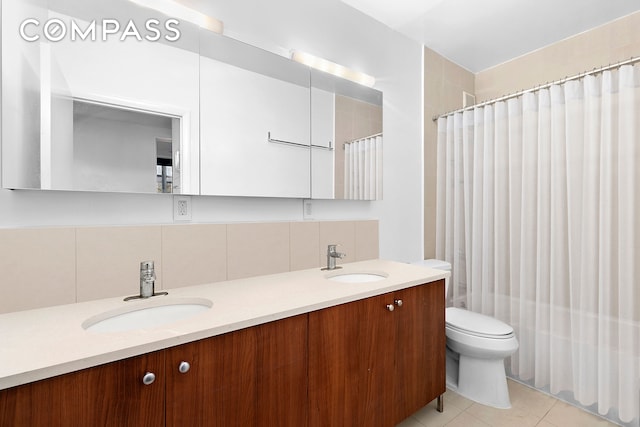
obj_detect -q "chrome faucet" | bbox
[140,261,156,298]
[323,244,346,270]
[124,261,168,301]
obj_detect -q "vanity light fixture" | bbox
[129,0,223,34]
[291,50,376,87]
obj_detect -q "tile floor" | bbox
[398,379,619,427]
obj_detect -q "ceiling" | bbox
[340,0,640,73]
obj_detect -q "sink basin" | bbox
[326,272,388,283]
[83,297,212,333]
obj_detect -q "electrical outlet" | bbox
[174,195,192,221]
[303,199,313,219]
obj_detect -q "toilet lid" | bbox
[446,307,514,339]
[414,259,451,271]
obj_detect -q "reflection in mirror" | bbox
[1,0,200,194]
[57,100,180,193]
[310,70,383,200]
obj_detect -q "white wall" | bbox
[0,0,424,263]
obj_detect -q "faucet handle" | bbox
[140,260,154,270]
[328,244,346,258]
[140,260,156,280]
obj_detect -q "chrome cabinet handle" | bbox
[142,372,156,385]
[386,304,395,312]
[394,299,403,307]
[178,361,191,374]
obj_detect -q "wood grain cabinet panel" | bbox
[309,280,446,427]
[393,281,445,422]
[309,292,395,427]
[166,326,257,427]
[0,351,165,427]
[165,314,308,427]
[255,314,308,426]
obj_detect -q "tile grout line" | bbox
[537,399,559,426]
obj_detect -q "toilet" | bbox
[414,259,519,409]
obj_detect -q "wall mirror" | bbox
[310,69,383,200]
[1,0,200,194]
[198,32,311,198]
[1,0,382,199]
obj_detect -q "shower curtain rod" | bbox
[343,132,383,147]
[432,55,640,122]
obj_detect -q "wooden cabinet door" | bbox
[166,314,308,427]
[166,327,257,427]
[309,292,396,427]
[0,351,165,427]
[393,280,446,423]
[255,314,308,426]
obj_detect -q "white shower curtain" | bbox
[436,65,640,426]
[344,134,383,200]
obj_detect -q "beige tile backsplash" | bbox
[355,220,379,261]
[0,228,76,313]
[290,221,321,271]
[227,222,291,280]
[162,224,227,288]
[76,226,163,302]
[0,220,379,314]
[319,221,356,266]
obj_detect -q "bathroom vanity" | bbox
[0,260,446,426]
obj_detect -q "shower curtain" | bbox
[344,134,383,200]
[436,65,639,426]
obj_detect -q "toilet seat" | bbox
[446,307,514,340]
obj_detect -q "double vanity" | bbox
[0,259,447,426]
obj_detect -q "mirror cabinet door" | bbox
[310,69,383,200]
[199,33,311,198]
[1,0,200,194]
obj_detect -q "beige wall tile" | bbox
[162,224,227,289]
[76,226,162,301]
[227,222,290,280]
[354,220,379,261]
[475,11,640,101]
[318,221,355,267]
[423,213,437,259]
[424,46,474,259]
[290,221,321,271]
[0,228,76,313]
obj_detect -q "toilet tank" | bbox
[412,259,451,302]
[419,259,451,271]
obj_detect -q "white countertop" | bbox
[0,259,448,390]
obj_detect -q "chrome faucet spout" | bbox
[323,244,346,270]
[140,261,156,298]
[124,260,168,301]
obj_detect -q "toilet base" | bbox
[445,347,459,390]
[455,354,511,409]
